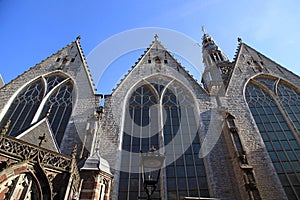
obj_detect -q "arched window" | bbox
[0,78,45,136]
[0,73,74,147]
[0,173,42,200]
[245,76,300,199]
[119,83,159,200]
[118,77,209,200]
[38,79,74,146]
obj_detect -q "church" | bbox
[0,30,299,200]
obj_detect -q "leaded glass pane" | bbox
[119,84,160,200]
[277,82,300,133]
[119,79,209,199]
[255,76,277,92]
[45,75,65,92]
[162,81,208,199]
[246,80,300,199]
[0,73,74,148]
[39,80,73,146]
[0,78,44,136]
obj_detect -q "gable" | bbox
[0,38,95,116]
[227,43,300,96]
[16,118,59,152]
[0,37,98,155]
[112,38,207,98]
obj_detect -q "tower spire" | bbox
[201,26,206,34]
[154,34,159,41]
[201,31,232,94]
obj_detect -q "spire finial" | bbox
[154,34,159,41]
[76,35,81,41]
[202,26,206,34]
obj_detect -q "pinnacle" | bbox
[154,34,159,41]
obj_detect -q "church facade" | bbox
[0,31,299,200]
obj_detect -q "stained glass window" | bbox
[0,78,45,136]
[118,78,209,199]
[277,83,300,133]
[246,76,300,199]
[0,73,74,147]
[39,79,73,146]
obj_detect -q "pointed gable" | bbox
[227,40,300,96]
[0,37,95,100]
[112,35,207,96]
[234,42,300,83]
[0,37,98,155]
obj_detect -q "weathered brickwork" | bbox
[97,39,244,199]
[224,43,300,200]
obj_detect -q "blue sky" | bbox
[1,0,300,94]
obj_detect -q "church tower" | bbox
[201,29,233,94]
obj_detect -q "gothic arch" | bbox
[0,77,45,136]
[119,74,200,150]
[245,75,300,199]
[0,71,76,147]
[118,75,209,199]
[0,162,51,200]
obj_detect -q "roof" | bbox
[16,117,60,152]
[111,35,207,95]
[81,149,112,175]
[0,37,96,93]
[0,74,4,88]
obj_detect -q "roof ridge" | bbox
[241,42,300,79]
[1,40,76,89]
[111,40,155,93]
[74,37,97,92]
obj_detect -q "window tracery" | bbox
[0,78,44,136]
[118,77,209,199]
[0,73,74,147]
[246,75,300,199]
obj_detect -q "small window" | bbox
[164,59,168,64]
[71,58,75,62]
[155,57,161,64]
[148,60,151,63]
[56,58,61,62]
